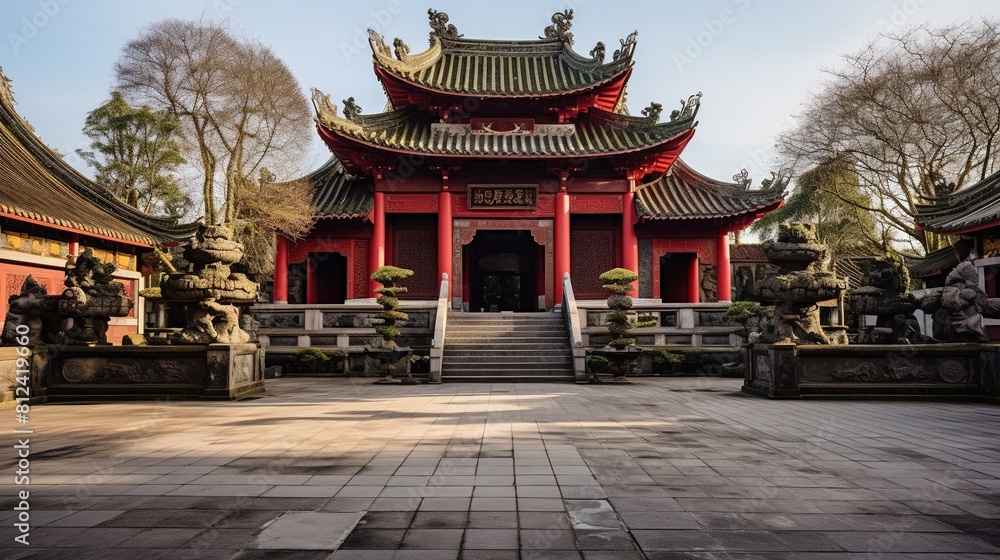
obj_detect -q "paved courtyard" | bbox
[2,377,1000,559]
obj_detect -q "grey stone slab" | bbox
[400,528,464,550]
[566,500,623,530]
[463,528,519,549]
[250,511,364,550]
[519,529,578,550]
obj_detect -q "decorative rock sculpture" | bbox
[850,257,921,343]
[56,248,134,345]
[912,256,1000,342]
[756,223,846,344]
[1,276,54,345]
[160,225,259,344]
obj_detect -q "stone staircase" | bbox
[441,312,575,382]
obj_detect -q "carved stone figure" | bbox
[850,257,921,343]
[756,223,847,344]
[913,258,1000,342]
[1,276,53,345]
[57,249,133,345]
[159,225,259,344]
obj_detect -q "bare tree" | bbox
[778,18,1000,254]
[114,18,314,227]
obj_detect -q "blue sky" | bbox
[1,0,997,186]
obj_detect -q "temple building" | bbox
[275,10,784,311]
[0,68,196,343]
[911,168,1000,339]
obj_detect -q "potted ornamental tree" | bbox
[588,268,654,382]
[366,265,416,384]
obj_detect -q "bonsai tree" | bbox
[367,265,415,382]
[372,265,414,347]
[593,268,655,380]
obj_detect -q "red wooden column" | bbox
[306,255,318,304]
[273,235,288,304]
[622,177,639,293]
[68,232,80,257]
[368,191,386,297]
[688,255,700,303]
[438,174,453,293]
[717,230,732,302]
[554,180,570,305]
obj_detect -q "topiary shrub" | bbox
[286,348,347,374]
[650,348,683,375]
[599,268,654,350]
[371,265,414,346]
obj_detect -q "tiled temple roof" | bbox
[368,9,634,101]
[312,91,699,159]
[0,69,198,246]
[914,168,1000,234]
[905,245,958,278]
[635,160,784,221]
[290,157,373,219]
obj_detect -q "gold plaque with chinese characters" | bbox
[468,185,537,210]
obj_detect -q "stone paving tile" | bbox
[8,377,1000,558]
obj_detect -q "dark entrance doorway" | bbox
[660,253,698,303]
[308,252,347,304]
[467,231,540,312]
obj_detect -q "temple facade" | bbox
[275,10,784,311]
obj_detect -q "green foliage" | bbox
[753,157,883,258]
[606,294,633,310]
[586,354,610,373]
[636,315,657,328]
[681,352,706,373]
[371,266,414,285]
[650,348,684,374]
[76,92,189,216]
[600,268,642,351]
[287,348,346,374]
[724,301,769,325]
[371,265,414,343]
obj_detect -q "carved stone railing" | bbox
[255,299,437,374]
[429,273,449,383]
[561,273,586,382]
[576,300,743,348]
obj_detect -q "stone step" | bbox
[441,351,572,360]
[447,324,567,332]
[442,360,573,369]
[442,375,575,383]
[443,342,570,350]
[445,335,569,341]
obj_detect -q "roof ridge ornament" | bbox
[641,102,662,124]
[428,9,462,45]
[541,9,575,45]
[0,66,14,106]
[342,97,363,122]
[393,38,410,61]
[670,92,703,122]
[733,168,751,190]
[613,31,638,61]
[310,88,338,123]
[368,28,391,57]
[589,42,606,65]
